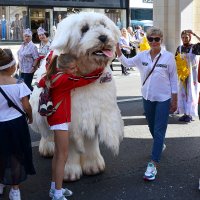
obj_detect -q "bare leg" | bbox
[52,130,69,189]
[11,185,19,190]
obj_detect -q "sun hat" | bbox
[37,27,46,35]
[23,28,32,36]
[0,48,16,70]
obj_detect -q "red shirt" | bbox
[38,69,103,126]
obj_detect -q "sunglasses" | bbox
[147,37,161,42]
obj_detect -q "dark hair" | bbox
[0,48,14,69]
[44,32,49,37]
[181,30,191,36]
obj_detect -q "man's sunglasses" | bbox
[147,37,161,42]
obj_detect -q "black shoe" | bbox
[178,115,187,121]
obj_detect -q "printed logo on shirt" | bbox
[142,62,148,66]
[156,64,167,68]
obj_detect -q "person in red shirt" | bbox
[39,54,103,200]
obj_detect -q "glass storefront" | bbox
[0,4,127,43]
[0,6,28,41]
[29,8,52,42]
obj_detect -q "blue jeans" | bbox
[20,73,34,91]
[143,98,171,163]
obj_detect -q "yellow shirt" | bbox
[139,37,150,51]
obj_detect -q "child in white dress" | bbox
[0,48,35,200]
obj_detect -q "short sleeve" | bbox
[18,82,32,98]
[32,45,39,59]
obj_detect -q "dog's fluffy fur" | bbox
[30,12,124,181]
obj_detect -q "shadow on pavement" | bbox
[1,136,200,200]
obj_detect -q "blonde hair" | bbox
[57,54,76,70]
[146,27,163,38]
[46,54,76,81]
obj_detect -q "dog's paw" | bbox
[39,137,54,157]
[81,154,105,175]
[63,164,82,182]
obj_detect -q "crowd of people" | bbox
[0,24,200,200]
[117,25,150,75]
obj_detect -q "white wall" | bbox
[153,0,197,53]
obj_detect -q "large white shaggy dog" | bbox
[30,12,124,181]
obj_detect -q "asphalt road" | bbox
[1,66,200,200]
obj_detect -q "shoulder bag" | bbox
[142,53,161,86]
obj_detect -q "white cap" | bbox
[23,28,32,36]
[37,27,46,35]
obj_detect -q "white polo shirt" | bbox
[118,49,178,102]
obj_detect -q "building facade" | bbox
[130,0,153,20]
[129,0,153,31]
[0,0,128,42]
[153,0,200,53]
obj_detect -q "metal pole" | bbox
[126,0,130,27]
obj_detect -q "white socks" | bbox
[11,188,20,194]
[51,181,56,190]
[51,182,63,198]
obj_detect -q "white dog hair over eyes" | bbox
[50,12,120,55]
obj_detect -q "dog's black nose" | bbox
[98,35,107,43]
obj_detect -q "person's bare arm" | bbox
[187,30,200,41]
[31,59,39,73]
[21,96,33,124]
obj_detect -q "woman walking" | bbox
[116,27,178,181]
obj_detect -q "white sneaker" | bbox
[0,184,5,195]
[9,189,21,200]
[49,188,73,198]
[52,195,67,200]
[143,162,157,181]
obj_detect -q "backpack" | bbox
[38,73,63,116]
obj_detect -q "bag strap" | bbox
[46,72,63,88]
[142,53,161,86]
[0,87,26,116]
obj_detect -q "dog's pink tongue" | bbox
[102,50,113,58]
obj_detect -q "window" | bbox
[0,6,28,41]
[131,8,153,21]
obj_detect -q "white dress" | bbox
[177,46,200,116]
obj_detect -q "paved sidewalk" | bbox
[1,45,200,200]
